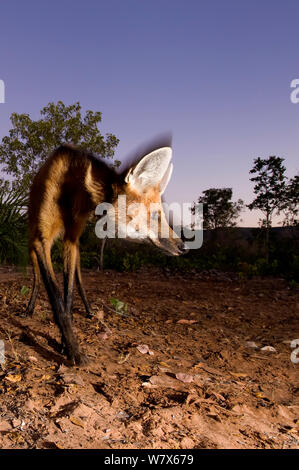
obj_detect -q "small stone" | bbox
[28,356,38,362]
[260,346,276,352]
[246,341,258,348]
[180,437,194,448]
[59,373,84,386]
[0,420,12,432]
[116,411,130,420]
[12,419,22,428]
[137,344,154,355]
[175,373,194,383]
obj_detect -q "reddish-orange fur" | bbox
[27,144,118,364]
[27,144,184,365]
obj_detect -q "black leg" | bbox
[75,245,92,318]
[24,250,40,316]
[35,242,87,365]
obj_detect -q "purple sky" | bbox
[0,0,298,226]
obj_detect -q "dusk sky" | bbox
[0,0,298,226]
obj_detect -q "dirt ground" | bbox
[0,265,298,449]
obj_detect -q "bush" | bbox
[0,180,28,266]
[1,206,298,282]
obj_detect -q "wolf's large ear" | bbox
[125,147,172,193]
[160,162,173,195]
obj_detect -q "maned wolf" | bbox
[26,142,186,364]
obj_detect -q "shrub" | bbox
[0,180,28,265]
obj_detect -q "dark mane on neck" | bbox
[58,133,172,185]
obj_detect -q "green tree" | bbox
[0,101,119,190]
[248,156,286,262]
[192,188,244,230]
[279,174,299,226]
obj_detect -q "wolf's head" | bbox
[115,146,187,256]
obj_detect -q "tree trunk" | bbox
[265,213,270,264]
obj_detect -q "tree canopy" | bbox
[0,101,119,190]
[248,156,286,227]
[193,187,244,230]
[279,174,299,226]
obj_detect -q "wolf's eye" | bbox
[151,211,159,221]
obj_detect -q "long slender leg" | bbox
[75,244,91,318]
[25,249,40,316]
[34,240,86,365]
[63,240,77,318]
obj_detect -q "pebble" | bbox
[260,346,276,352]
[0,420,12,432]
